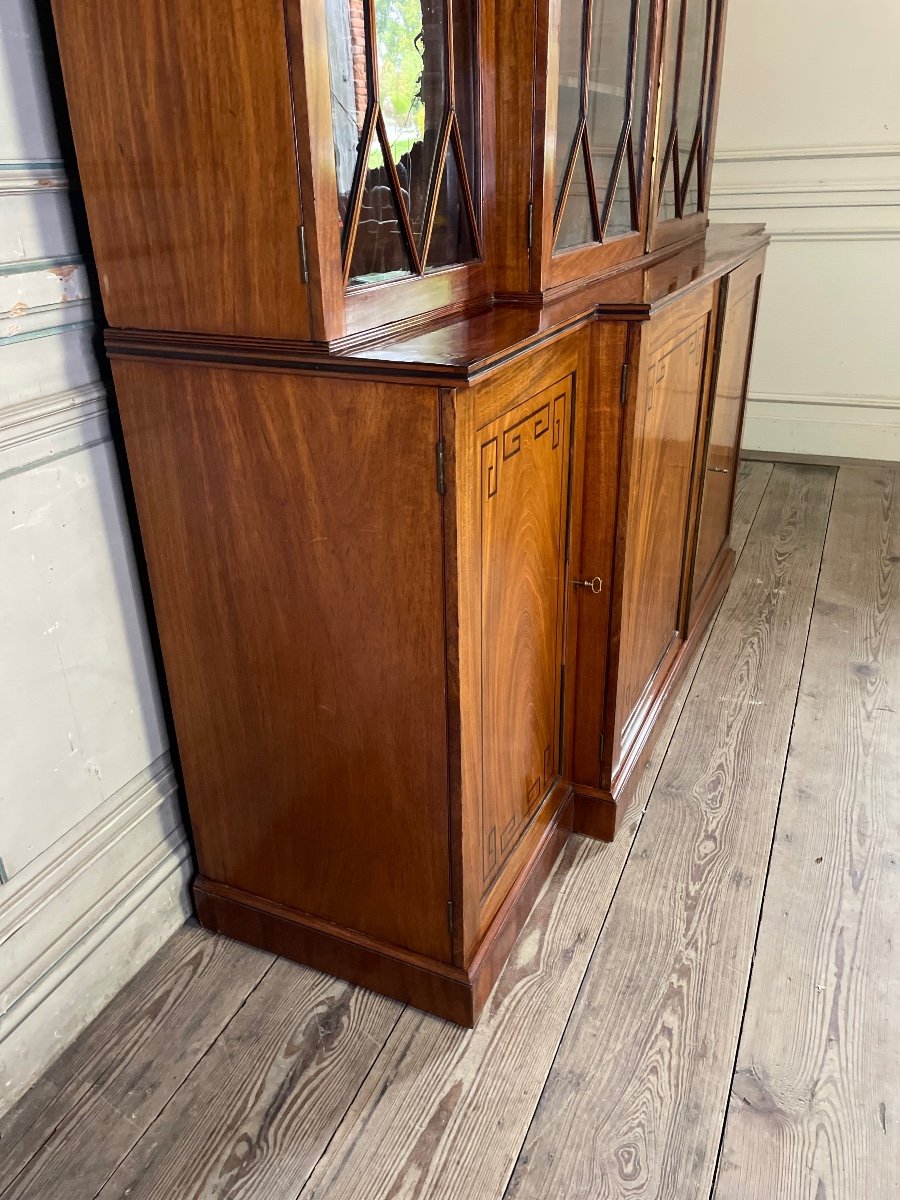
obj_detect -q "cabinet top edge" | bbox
[106,225,769,388]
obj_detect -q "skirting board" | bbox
[742,449,900,469]
[0,754,193,1118]
[742,395,900,463]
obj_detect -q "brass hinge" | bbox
[447,900,454,934]
[298,224,309,284]
[436,439,445,495]
[619,361,629,406]
[527,201,534,249]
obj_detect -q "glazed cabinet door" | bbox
[690,253,765,608]
[454,335,587,950]
[532,0,658,292]
[650,0,725,252]
[308,0,488,339]
[613,287,713,771]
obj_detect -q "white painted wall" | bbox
[0,0,191,1117]
[711,0,900,461]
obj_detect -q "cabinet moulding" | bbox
[748,390,900,413]
[0,161,70,195]
[715,144,900,164]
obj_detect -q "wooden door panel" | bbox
[617,311,709,758]
[478,381,572,887]
[692,270,762,600]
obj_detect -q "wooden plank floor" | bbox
[2,460,897,1200]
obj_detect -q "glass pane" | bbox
[325,0,370,229]
[375,0,447,247]
[677,0,709,214]
[632,0,652,190]
[656,0,681,221]
[554,0,586,211]
[658,152,676,221]
[348,129,415,284]
[606,136,634,237]
[452,0,479,222]
[327,0,480,284]
[586,0,630,226]
[426,139,477,271]
[556,143,595,250]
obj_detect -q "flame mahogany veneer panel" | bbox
[52,0,312,339]
[113,361,451,962]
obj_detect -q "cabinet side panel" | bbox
[112,361,450,961]
[51,0,311,339]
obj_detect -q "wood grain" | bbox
[615,294,712,764]
[113,360,452,963]
[714,466,900,1199]
[454,334,589,955]
[94,961,401,1200]
[477,378,571,889]
[504,463,835,1200]
[0,924,272,1200]
[51,0,311,339]
[730,459,772,550]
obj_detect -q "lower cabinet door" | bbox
[614,291,713,769]
[691,257,764,605]
[477,377,571,887]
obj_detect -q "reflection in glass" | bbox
[677,0,709,213]
[631,0,652,190]
[656,0,681,223]
[452,0,479,218]
[656,0,713,223]
[606,143,634,237]
[586,0,630,224]
[326,0,480,286]
[556,146,595,250]
[553,0,651,252]
[374,0,445,250]
[327,0,369,225]
[555,0,586,214]
[427,139,477,269]
[348,127,415,284]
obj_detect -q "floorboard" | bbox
[733,460,773,544]
[95,962,401,1200]
[503,463,836,1200]
[0,924,272,1200]
[8,458,885,1200]
[291,461,769,1200]
[714,466,900,1199]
